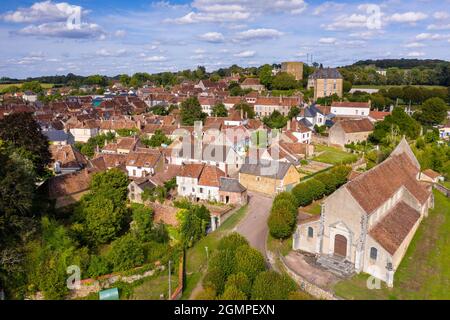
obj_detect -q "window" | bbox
[256,176,261,182]
[370,247,378,260]
[308,227,314,238]
[200,188,204,193]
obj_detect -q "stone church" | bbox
[293,139,434,287]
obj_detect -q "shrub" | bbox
[268,199,297,239]
[220,285,247,300]
[234,246,266,282]
[107,234,145,272]
[292,183,314,207]
[203,267,228,294]
[218,233,249,251]
[273,192,297,208]
[307,179,326,200]
[251,271,297,300]
[195,287,217,300]
[88,256,111,278]
[225,272,252,298]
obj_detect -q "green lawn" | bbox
[130,273,179,300]
[352,85,447,90]
[442,181,450,189]
[0,83,55,90]
[267,235,292,257]
[334,191,450,300]
[313,145,358,165]
[302,202,322,215]
[182,205,249,299]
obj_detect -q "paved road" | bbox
[235,192,273,258]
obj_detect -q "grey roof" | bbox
[299,118,314,128]
[219,177,246,193]
[43,129,69,142]
[239,160,292,179]
[309,67,343,80]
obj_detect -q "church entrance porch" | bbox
[334,234,348,257]
[316,254,355,278]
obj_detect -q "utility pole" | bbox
[205,246,209,265]
[168,260,172,300]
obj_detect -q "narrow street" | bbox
[235,192,273,259]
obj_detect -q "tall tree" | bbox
[414,97,448,126]
[211,103,228,117]
[0,113,51,177]
[180,97,207,126]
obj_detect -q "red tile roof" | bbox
[369,201,421,255]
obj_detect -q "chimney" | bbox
[287,119,291,131]
[240,108,244,120]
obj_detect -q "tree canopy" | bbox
[180,97,207,126]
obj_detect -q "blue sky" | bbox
[1,0,450,78]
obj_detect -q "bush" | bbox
[225,272,252,298]
[218,233,249,252]
[251,271,297,300]
[307,179,326,200]
[195,287,217,300]
[220,285,247,300]
[273,192,297,208]
[107,234,145,272]
[234,246,266,282]
[292,183,314,207]
[88,256,111,278]
[142,241,168,263]
[268,199,297,239]
[204,267,228,294]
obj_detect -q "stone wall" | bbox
[280,255,339,300]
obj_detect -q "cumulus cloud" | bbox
[115,30,127,37]
[388,12,428,24]
[96,48,128,57]
[2,1,86,23]
[233,50,255,58]
[4,1,104,39]
[199,32,225,42]
[404,42,425,48]
[433,12,449,20]
[319,37,337,44]
[313,2,345,16]
[324,13,370,30]
[427,23,450,30]
[170,0,307,24]
[416,32,450,40]
[143,56,167,62]
[234,28,283,41]
[407,51,425,57]
[16,22,104,39]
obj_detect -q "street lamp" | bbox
[205,246,209,265]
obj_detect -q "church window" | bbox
[370,247,378,260]
[308,227,314,238]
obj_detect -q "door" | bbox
[334,234,347,257]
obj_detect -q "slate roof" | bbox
[309,68,343,79]
[219,177,247,193]
[239,160,292,179]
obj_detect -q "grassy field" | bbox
[333,191,450,300]
[313,145,358,165]
[302,201,322,215]
[130,273,179,300]
[352,85,447,90]
[267,235,293,257]
[182,205,249,299]
[0,83,55,90]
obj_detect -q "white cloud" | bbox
[16,22,104,39]
[143,56,167,62]
[233,50,255,58]
[416,32,450,40]
[433,12,450,20]
[235,28,283,41]
[199,32,225,43]
[3,1,86,23]
[427,23,450,30]
[388,12,428,24]
[115,30,127,37]
[170,0,307,24]
[313,2,345,16]
[404,42,425,48]
[324,14,370,30]
[407,51,425,57]
[319,37,337,44]
[96,49,128,57]
[194,48,206,54]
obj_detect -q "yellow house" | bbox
[281,62,304,81]
[308,67,343,101]
[238,161,300,196]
